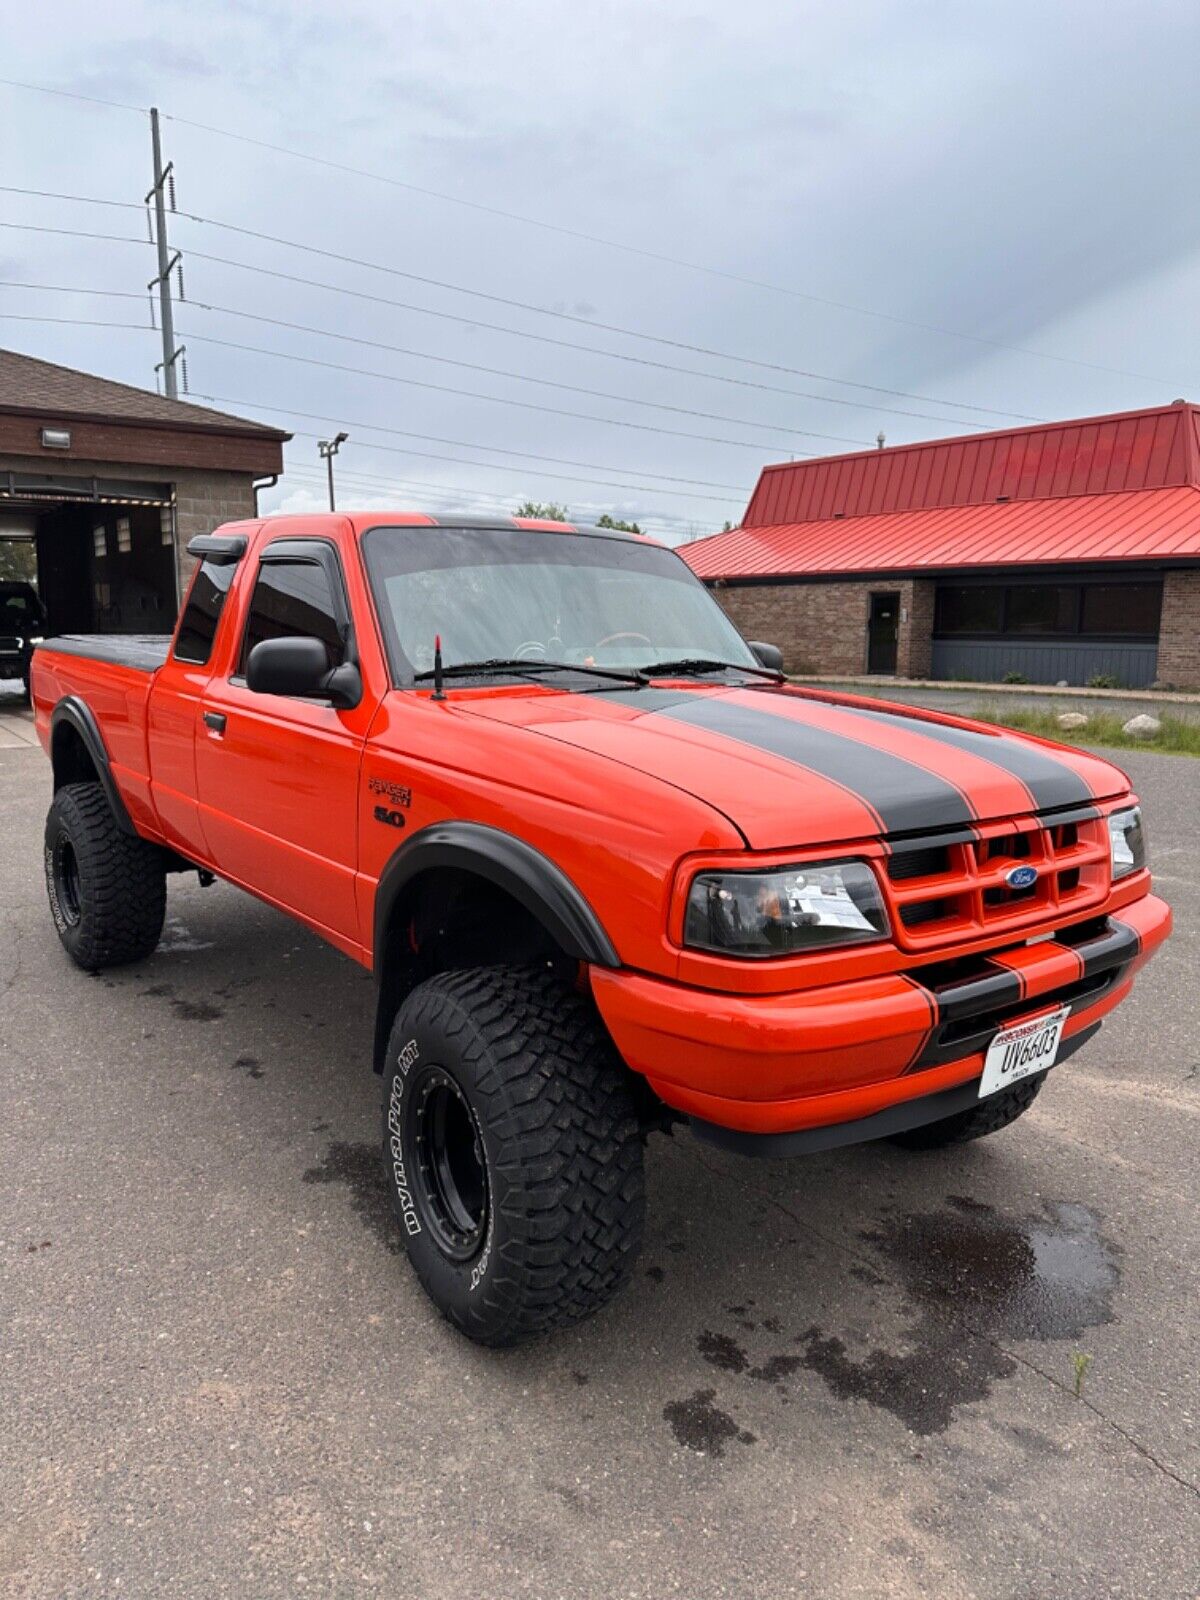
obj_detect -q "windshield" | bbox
[361,525,758,681]
[0,584,43,631]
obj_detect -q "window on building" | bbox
[936,578,1162,639]
[935,585,1005,634]
[116,517,132,554]
[92,525,107,558]
[1079,583,1161,637]
[1005,584,1077,634]
[238,554,346,677]
[173,558,237,665]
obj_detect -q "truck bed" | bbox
[38,635,173,672]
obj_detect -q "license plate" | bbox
[979,1005,1070,1098]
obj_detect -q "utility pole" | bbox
[318,432,348,510]
[147,107,184,398]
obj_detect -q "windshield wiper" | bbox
[412,657,648,687]
[642,656,786,682]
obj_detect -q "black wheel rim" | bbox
[407,1065,489,1261]
[56,839,83,927]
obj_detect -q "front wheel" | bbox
[382,965,645,1345]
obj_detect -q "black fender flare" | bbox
[372,821,620,978]
[49,696,137,836]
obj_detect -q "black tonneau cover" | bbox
[38,635,172,673]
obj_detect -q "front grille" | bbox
[885,811,1110,951]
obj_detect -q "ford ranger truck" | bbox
[31,512,1171,1345]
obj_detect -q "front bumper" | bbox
[590,892,1171,1139]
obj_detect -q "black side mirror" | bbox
[246,637,362,708]
[748,640,784,672]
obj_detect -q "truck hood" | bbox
[456,683,1129,850]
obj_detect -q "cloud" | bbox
[3,0,1197,546]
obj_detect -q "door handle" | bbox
[203,710,227,735]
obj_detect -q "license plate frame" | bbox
[979,1004,1070,1099]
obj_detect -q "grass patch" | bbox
[969,705,1200,757]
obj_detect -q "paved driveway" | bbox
[1,717,1197,1598]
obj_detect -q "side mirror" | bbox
[246,636,362,708]
[748,640,784,672]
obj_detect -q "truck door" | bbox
[147,544,243,862]
[193,536,373,954]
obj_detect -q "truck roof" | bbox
[225,511,661,546]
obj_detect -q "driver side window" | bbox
[238,556,345,677]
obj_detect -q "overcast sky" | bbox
[2,1,1198,541]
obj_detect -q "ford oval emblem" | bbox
[1006,864,1038,889]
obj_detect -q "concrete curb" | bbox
[791,674,1200,706]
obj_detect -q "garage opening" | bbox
[1,473,177,638]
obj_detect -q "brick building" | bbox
[683,402,1200,690]
[0,348,288,635]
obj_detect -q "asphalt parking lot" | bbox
[2,698,1198,1598]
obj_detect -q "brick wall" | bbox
[172,467,258,594]
[901,580,936,677]
[0,413,283,475]
[1156,569,1200,689]
[712,577,936,679]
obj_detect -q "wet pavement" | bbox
[1,717,1198,1597]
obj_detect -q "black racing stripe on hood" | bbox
[818,701,1094,811]
[634,690,977,834]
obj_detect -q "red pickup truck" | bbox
[32,511,1170,1344]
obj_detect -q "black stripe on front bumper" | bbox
[907,916,1138,1070]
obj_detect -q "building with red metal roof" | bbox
[682,401,1200,689]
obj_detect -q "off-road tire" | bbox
[382,964,645,1346]
[44,782,166,969]
[887,1071,1046,1150]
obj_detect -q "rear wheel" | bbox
[44,782,166,969]
[887,1072,1046,1150]
[382,964,645,1345]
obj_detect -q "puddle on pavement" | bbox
[302,1140,401,1255]
[663,1388,756,1458]
[798,1197,1120,1434]
[685,1196,1121,1441]
[141,982,224,1022]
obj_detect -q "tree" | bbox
[515,500,569,521]
[596,513,643,535]
[0,540,37,583]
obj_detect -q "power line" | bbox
[0,75,145,115]
[271,425,744,507]
[194,391,748,490]
[148,113,1198,388]
[0,311,820,459]
[0,281,752,488]
[0,210,1032,426]
[0,193,1054,428]
[0,280,867,444]
[0,315,751,503]
[0,85,1185,390]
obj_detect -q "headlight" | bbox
[1108,806,1147,880]
[684,859,889,957]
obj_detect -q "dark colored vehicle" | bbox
[30,512,1170,1345]
[0,580,46,698]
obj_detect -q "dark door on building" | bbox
[867,591,900,674]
